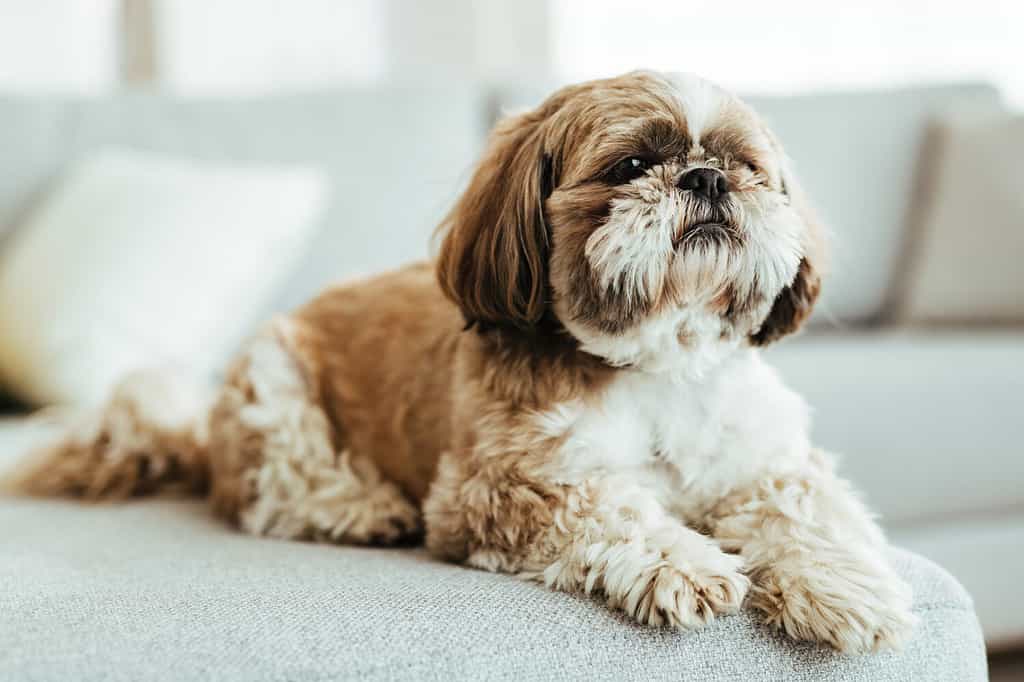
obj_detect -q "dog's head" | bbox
[437,71,824,367]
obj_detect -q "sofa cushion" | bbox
[765,330,1024,525]
[0,498,986,681]
[891,515,1024,649]
[898,112,1024,323]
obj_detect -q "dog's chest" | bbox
[541,350,811,511]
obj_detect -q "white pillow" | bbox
[0,149,328,406]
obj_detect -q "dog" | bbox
[5,71,915,653]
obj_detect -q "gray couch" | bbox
[0,82,1016,679]
[0,497,986,681]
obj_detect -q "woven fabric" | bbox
[0,499,986,682]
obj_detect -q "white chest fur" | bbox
[538,348,812,520]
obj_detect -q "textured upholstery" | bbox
[0,499,986,682]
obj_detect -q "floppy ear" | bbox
[750,150,827,346]
[436,109,553,330]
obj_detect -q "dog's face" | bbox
[438,71,823,367]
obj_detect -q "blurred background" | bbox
[0,0,1021,672]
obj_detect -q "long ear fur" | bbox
[750,144,827,346]
[436,109,553,330]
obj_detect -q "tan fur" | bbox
[289,264,462,503]
[206,318,421,543]
[3,370,209,499]
[4,71,914,653]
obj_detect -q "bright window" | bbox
[154,0,385,94]
[551,0,1024,107]
[0,0,119,93]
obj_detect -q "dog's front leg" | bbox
[425,453,748,629]
[708,449,916,652]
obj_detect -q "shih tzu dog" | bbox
[6,71,915,653]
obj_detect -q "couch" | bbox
[0,81,1016,678]
[0,494,986,681]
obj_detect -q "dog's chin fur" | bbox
[6,71,914,654]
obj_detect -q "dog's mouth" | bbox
[673,221,736,248]
[688,222,729,237]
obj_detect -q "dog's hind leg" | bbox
[207,319,421,545]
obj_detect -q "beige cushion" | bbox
[900,113,1024,323]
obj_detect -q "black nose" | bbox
[679,168,729,202]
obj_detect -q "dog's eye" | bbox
[608,157,651,184]
[745,161,760,175]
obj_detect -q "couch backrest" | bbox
[0,87,485,316]
[0,82,1006,329]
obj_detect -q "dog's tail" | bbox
[1,369,213,500]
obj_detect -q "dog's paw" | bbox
[639,556,749,628]
[304,479,422,546]
[605,544,749,629]
[751,555,917,653]
[348,490,423,545]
